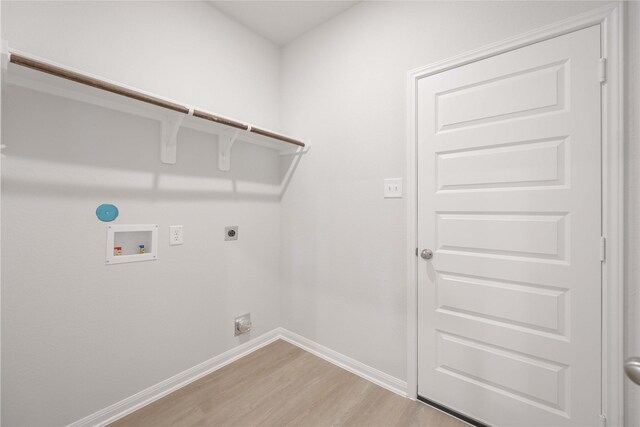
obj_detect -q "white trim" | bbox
[67,329,282,427]
[67,328,407,426]
[600,4,625,426]
[406,3,624,424]
[406,63,419,400]
[278,328,408,397]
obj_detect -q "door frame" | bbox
[405,3,625,425]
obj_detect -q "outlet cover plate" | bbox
[234,313,251,336]
[384,178,403,198]
[225,226,238,241]
[169,225,183,245]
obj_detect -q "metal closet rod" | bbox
[9,54,305,148]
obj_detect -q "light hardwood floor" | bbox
[111,340,467,427]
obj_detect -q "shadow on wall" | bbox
[1,85,304,202]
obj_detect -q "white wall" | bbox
[279,0,613,385]
[1,2,283,426]
[3,1,639,426]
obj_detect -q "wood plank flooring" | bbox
[110,340,467,427]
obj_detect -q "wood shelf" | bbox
[2,50,308,170]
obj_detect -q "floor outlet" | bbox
[169,225,183,245]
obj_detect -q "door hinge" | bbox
[599,414,607,427]
[599,58,607,83]
[600,236,606,262]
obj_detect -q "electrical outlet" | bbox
[384,178,403,198]
[169,225,183,245]
[234,313,252,336]
[225,226,238,241]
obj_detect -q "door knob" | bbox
[625,357,640,386]
[421,249,433,260]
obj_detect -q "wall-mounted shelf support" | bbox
[218,129,240,171]
[279,145,311,156]
[160,111,189,164]
[3,48,309,170]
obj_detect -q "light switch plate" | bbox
[169,225,183,245]
[384,178,403,198]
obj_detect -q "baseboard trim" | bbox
[278,328,408,397]
[68,328,407,426]
[67,329,282,427]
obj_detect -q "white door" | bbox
[417,26,602,427]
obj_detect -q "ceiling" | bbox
[208,1,360,45]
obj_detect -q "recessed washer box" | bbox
[106,224,159,265]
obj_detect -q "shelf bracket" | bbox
[219,129,240,172]
[160,110,190,164]
[279,144,311,156]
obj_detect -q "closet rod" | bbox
[250,127,305,147]
[10,54,190,114]
[9,53,305,147]
[192,110,248,131]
